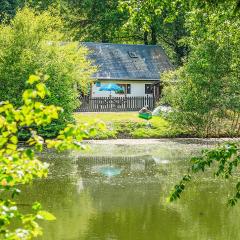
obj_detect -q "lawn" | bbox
[75,112,183,139]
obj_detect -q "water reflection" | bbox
[76,155,160,180]
[18,140,240,240]
[98,166,122,177]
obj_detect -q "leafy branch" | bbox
[168,142,240,206]
[0,74,103,239]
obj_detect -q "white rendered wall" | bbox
[91,80,155,97]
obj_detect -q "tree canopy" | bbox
[161,0,240,137]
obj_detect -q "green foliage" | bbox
[0,0,187,64]
[63,0,128,43]
[0,75,99,239]
[0,7,95,137]
[0,0,25,22]
[10,1,126,43]
[1,0,240,67]
[0,0,61,21]
[169,142,240,206]
[118,0,189,64]
[162,2,240,137]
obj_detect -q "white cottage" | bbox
[82,42,172,99]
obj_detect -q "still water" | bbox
[20,139,240,240]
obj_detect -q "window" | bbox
[128,51,138,58]
[126,84,131,94]
[145,84,153,94]
[116,84,131,94]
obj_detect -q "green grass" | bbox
[75,112,183,139]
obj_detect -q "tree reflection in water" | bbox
[18,141,240,240]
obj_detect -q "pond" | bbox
[19,139,240,240]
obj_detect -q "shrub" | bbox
[0,7,95,137]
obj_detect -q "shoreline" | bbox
[83,137,240,145]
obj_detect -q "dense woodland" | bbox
[0,0,239,65]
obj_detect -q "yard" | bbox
[75,112,183,139]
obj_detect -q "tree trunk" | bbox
[174,44,189,66]
[144,31,149,45]
[150,26,157,45]
[101,31,109,43]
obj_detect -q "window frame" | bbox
[145,84,153,94]
[116,84,131,95]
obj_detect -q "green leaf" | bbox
[10,136,18,144]
[25,148,34,159]
[32,202,42,211]
[37,211,56,221]
[27,75,40,85]
[36,83,49,99]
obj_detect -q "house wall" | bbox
[91,80,157,97]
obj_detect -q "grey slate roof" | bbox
[81,42,172,81]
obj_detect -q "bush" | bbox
[0,7,95,137]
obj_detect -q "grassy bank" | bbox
[75,112,184,139]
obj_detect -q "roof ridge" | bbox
[81,42,162,48]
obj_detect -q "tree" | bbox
[167,0,240,206]
[62,0,128,43]
[118,0,189,64]
[0,0,60,20]
[118,0,240,64]
[0,7,96,137]
[0,74,101,239]
[1,0,240,66]
[162,1,240,137]
[0,0,25,22]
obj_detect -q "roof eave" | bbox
[92,77,160,81]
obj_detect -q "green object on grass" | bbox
[138,112,152,120]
